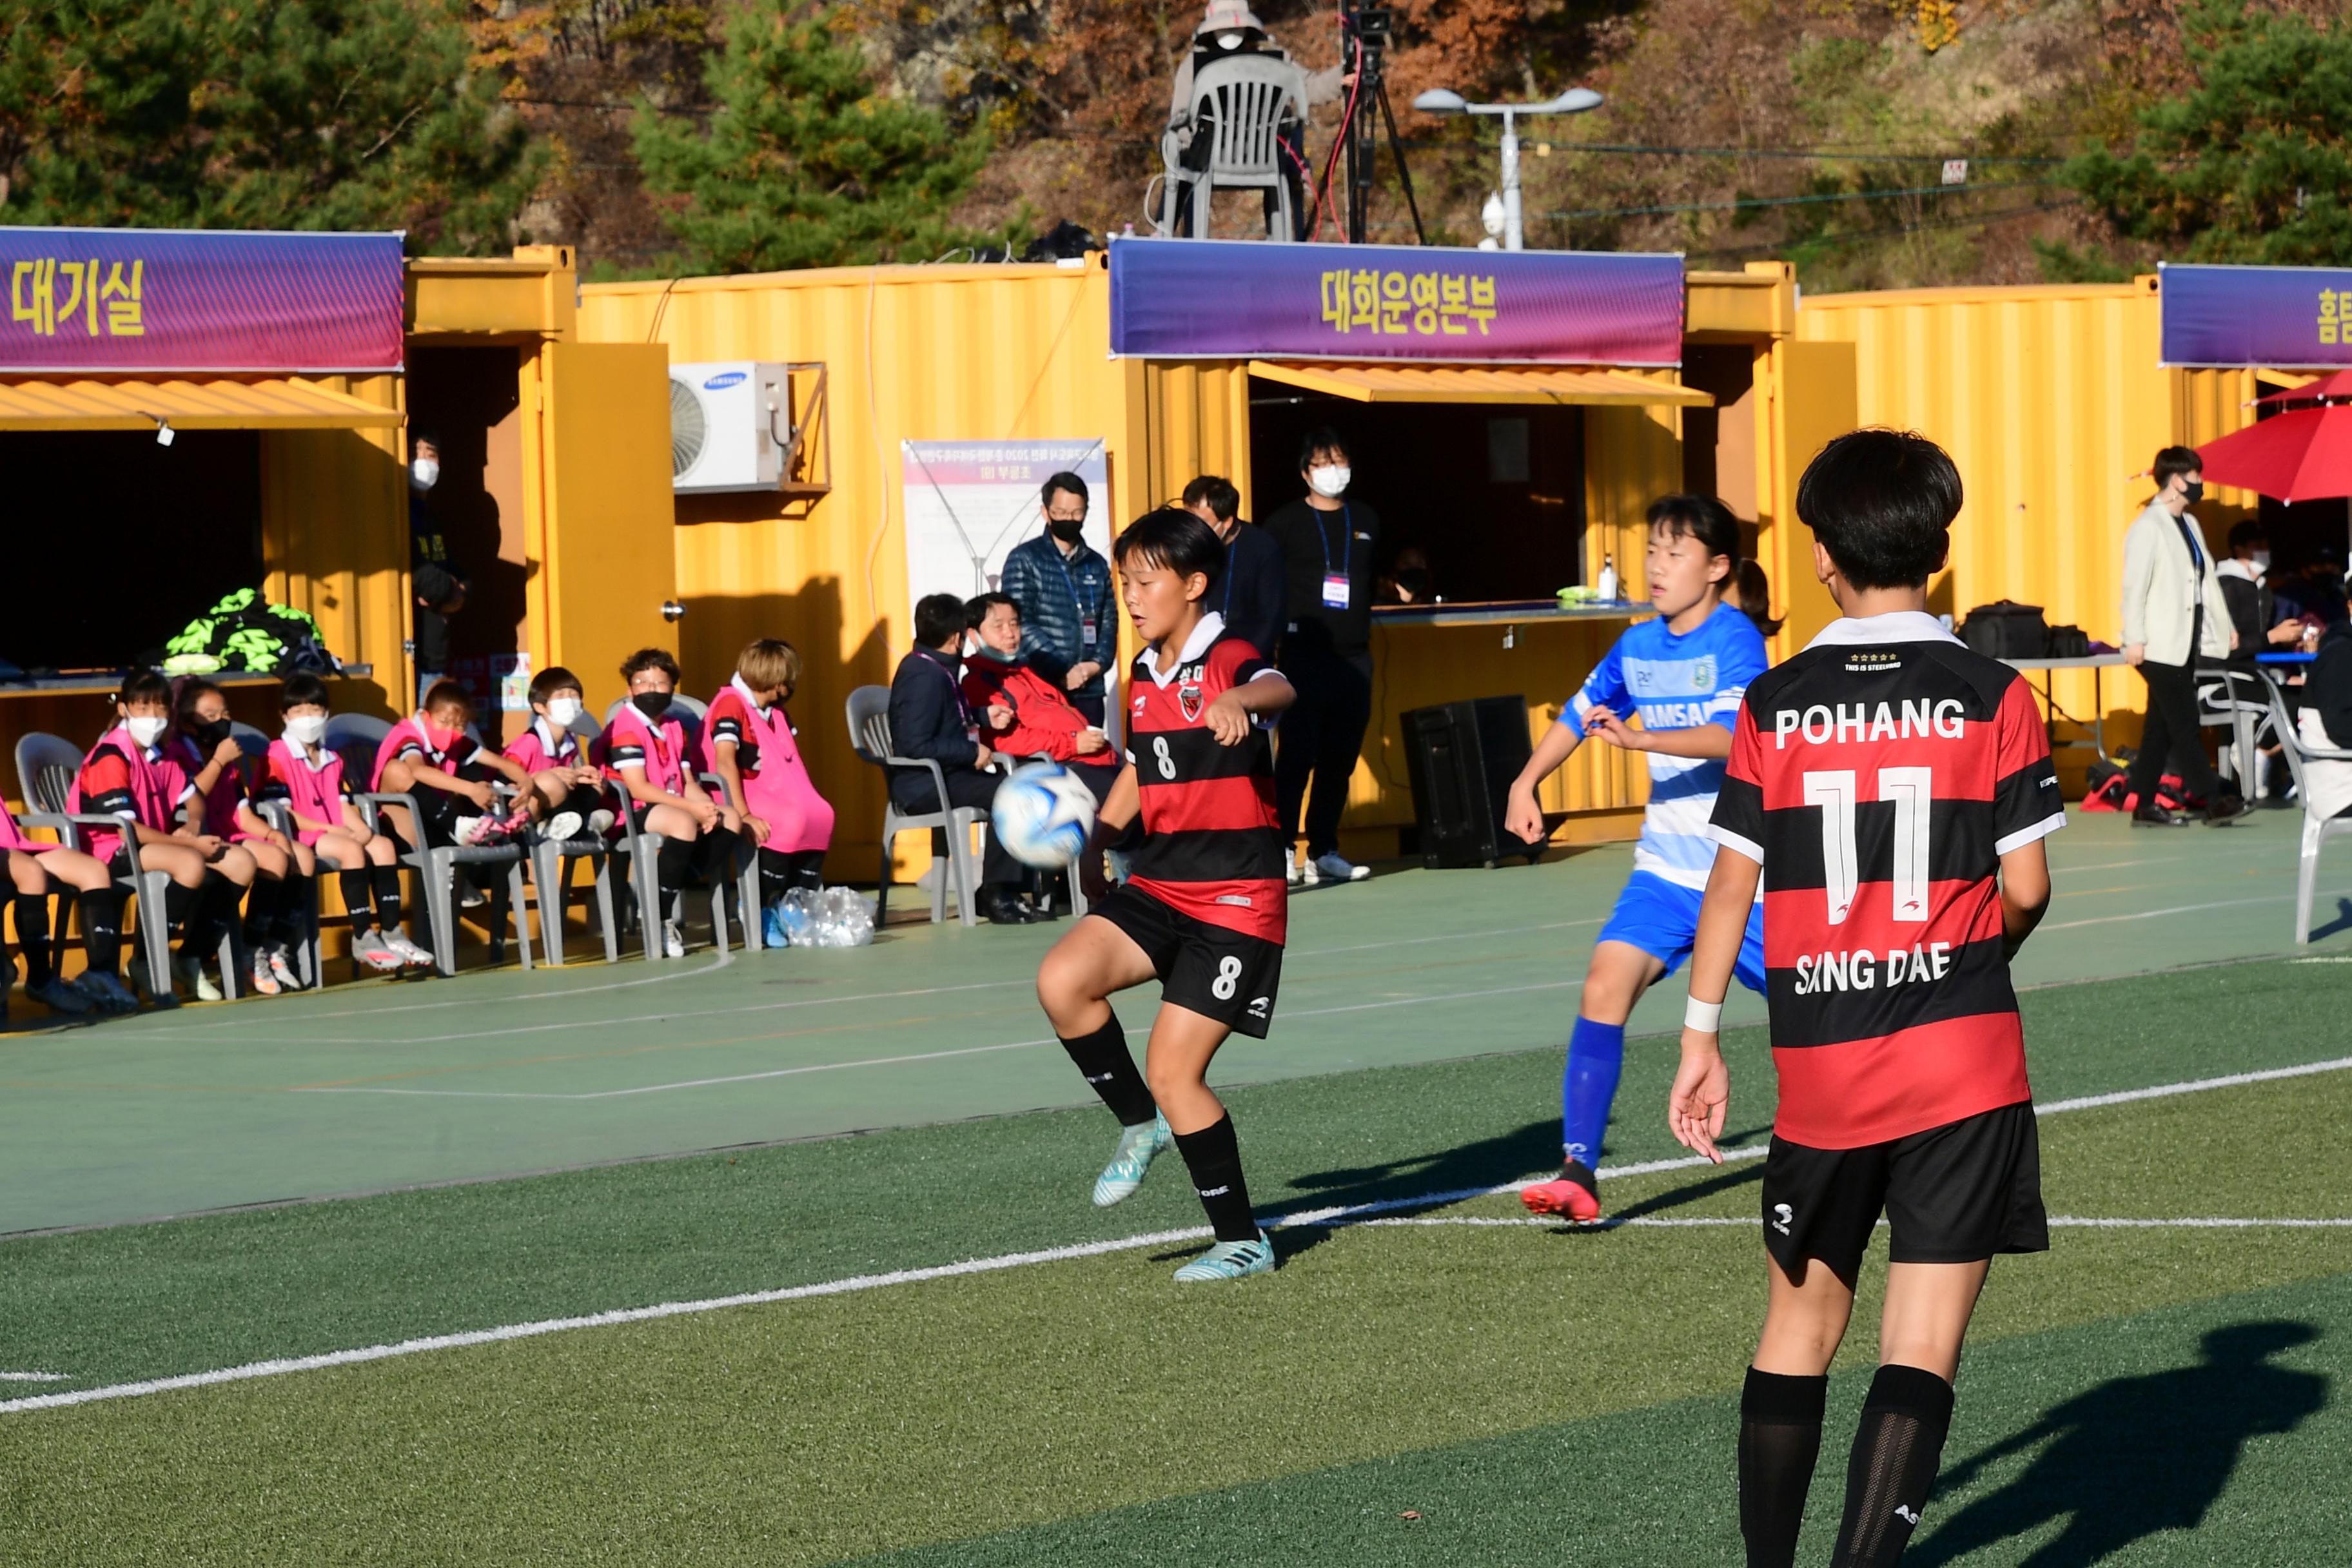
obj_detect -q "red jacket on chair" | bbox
[960,654,1117,768]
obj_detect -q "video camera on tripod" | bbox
[1331,0,1426,245]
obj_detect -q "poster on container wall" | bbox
[900,439,1112,621]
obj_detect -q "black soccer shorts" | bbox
[1759,1101,2048,1281]
[1090,883,1283,1039]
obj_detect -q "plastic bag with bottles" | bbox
[774,885,874,948]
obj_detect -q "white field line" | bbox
[0,1373,68,1383]
[2039,892,2317,931]
[10,1054,2349,1418]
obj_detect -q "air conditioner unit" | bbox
[668,360,793,494]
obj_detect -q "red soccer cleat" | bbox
[1521,1177,1602,1222]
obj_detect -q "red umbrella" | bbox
[2254,369,2352,407]
[2197,404,2352,502]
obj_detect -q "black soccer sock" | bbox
[339,868,376,925]
[787,849,826,890]
[656,833,694,897]
[371,864,406,930]
[14,893,55,988]
[1057,1014,1157,1126]
[758,847,794,907]
[275,871,313,947]
[1740,1367,1828,1568]
[190,872,242,955]
[78,888,123,975]
[1830,1364,1955,1567]
[1173,1114,1259,1243]
[697,824,740,881]
[241,876,281,948]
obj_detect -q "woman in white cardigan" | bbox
[2120,446,2246,825]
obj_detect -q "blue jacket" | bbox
[999,533,1116,701]
[886,645,978,803]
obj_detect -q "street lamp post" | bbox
[1411,86,1604,251]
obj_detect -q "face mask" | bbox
[2251,551,2272,573]
[631,691,671,720]
[125,715,170,748]
[1217,30,1244,47]
[545,696,583,729]
[422,718,461,752]
[193,717,233,747]
[2180,479,2204,507]
[285,714,328,746]
[1308,464,1351,498]
[411,457,439,491]
[1048,516,1086,544]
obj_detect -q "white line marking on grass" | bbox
[15,1055,2351,1417]
[0,1373,68,1382]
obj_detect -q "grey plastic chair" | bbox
[228,721,324,992]
[2196,665,2268,797]
[324,713,533,977]
[14,730,241,1001]
[521,713,624,967]
[2258,672,2352,945]
[1161,55,1301,242]
[595,698,756,958]
[845,683,983,928]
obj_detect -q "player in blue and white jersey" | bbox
[1504,495,1772,1220]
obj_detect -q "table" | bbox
[0,665,373,696]
[2257,651,2316,665]
[2001,652,2130,761]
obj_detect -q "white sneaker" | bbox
[174,952,224,1003]
[1312,852,1371,884]
[545,810,583,843]
[662,919,687,959]
[266,946,303,991]
[352,927,406,974]
[386,932,438,970]
[453,815,486,846]
[587,808,616,837]
[1289,853,1309,887]
[246,954,283,997]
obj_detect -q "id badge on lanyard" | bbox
[1320,505,1353,609]
[1322,574,1350,610]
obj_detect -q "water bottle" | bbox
[1596,554,1618,603]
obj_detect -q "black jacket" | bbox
[886,645,979,801]
[2216,566,2273,667]
[2312,620,2352,750]
[1218,520,1289,662]
[1267,496,1380,659]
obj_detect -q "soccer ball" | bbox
[991,761,1098,868]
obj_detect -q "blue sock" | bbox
[1563,1015,1626,1172]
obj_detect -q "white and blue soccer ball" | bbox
[992,761,1097,868]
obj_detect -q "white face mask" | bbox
[1308,464,1351,498]
[411,456,439,491]
[544,696,584,729]
[2251,551,2272,573]
[285,714,328,746]
[1217,30,1244,47]
[125,715,170,748]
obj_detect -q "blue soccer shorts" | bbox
[1595,868,1767,995]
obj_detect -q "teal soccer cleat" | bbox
[1092,1113,1171,1208]
[1172,1230,1276,1282]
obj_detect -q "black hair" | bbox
[1645,493,1741,573]
[421,678,473,716]
[618,647,680,686]
[965,591,1020,629]
[1113,507,1225,594]
[1297,426,1350,471]
[1181,474,1241,522]
[174,677,225,721]
[413,427,442,450]
[2227,519,2268,556]
[1041,471,1089,510]
[529,665,583,706]
[914,593,970,649]
[117,670,172,709]
[279,673,332,713]
[2152,445,2203,493]
[1730,559,1783,637]
[1794,428,1962,591]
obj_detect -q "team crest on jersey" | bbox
[1690,655,1715,691]
[1178,680,1205,721]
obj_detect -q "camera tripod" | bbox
[1329,2,1427,245]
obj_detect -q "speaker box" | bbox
[1400,696,1544,868]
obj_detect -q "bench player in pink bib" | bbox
[260,674,431,974]
[504,665,615,845]
[171,678,299,995]
[70,671,248,1004]
[703,639,834,945]
[605,647,740,959]
[0,796,133,1015]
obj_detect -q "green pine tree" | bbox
[0,0,541,255]
[632,1,993,274]
[2063,1,2352,266]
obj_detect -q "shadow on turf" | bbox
[1909,1320,2328,1566]
[2308,897,2352,943]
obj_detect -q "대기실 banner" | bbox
[1108,237,1687,367]
[2159,262,2352,369]
[2,227,407,375]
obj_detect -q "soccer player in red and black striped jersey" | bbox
[1673,431,2063,1567]
[1036,508,1295,1283]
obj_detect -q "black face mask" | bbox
[2180,480,2205,507]
[630,691,671,720]
[1048,517,1086,544]
[193,718,233,747]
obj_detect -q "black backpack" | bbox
[1959,601,2049,659]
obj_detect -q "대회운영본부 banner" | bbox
[2160,262,2352,369]
[1108,237,1686,366]
[2,228,406,373]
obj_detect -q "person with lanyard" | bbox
[1265,426,1379,885]
[1181,473,1286,662]
[2120,446,2247,827]
[998,471,1118,728]
[887,593,1043,924]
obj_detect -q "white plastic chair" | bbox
[845,684,984,928]
[2257,672,2352,944]
[2195,665,2268,797]
[1161,54,1301,242]
[522,712,625,967]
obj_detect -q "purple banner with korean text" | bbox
[1108,237,1685,366]
[3,228,406,374]
[2159,262,2352,369]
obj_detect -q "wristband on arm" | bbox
[1684,995,1723,1034]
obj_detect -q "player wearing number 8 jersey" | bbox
[1035,508,1297,1283]
[1673,431,2061,1568]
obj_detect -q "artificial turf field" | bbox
[1,810,2348,1562]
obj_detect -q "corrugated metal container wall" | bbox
[1796,280,2260,785]
[580,262,1124,875]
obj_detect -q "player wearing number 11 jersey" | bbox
[1672,431,2063,1568]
